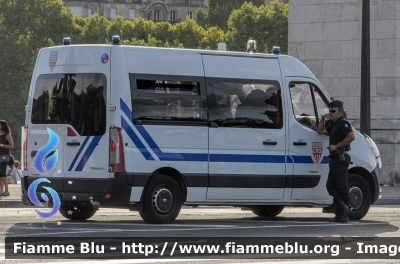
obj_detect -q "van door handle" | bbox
[67,142,81,146]
[293,141,307,146]
[263,140,277,145]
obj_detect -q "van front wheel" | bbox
[59,205,97,220]
[348,174,371,220]
[252,205,285,217]
[139,175,182,224]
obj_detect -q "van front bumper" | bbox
[371,165,382,204]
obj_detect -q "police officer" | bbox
[317,100,355,223]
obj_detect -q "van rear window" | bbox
[31,73,107,136]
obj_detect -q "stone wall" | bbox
[288,0,400,185]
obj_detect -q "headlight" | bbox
[365,135,382,169]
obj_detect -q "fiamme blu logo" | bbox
[28,128,61,218]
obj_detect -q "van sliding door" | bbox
[202,55,286,201]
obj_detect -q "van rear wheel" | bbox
[348,174,371,220]
[59,205,97,220]
[252,205,285,217]
[139,175,182,224]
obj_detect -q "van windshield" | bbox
[31,73,107,136]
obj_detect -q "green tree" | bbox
[81,13,111,44]
[207,0,264,31]
[70,16,87,44]
[172,19,205,49]
[107,16,126,39]
[122,17,155,42]
[0,0,75,159]
[123,34,158,47]
[226,2,260,52]
[153,21,173,47]
[266,0,288,53]
[194,8,209,29]
[200,26,225,50]
[226,0,288,53]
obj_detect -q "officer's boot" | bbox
[329,202,341,222]
[339,201,349,223]
[329,215,340,222]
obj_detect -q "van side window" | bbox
[31,73,107,136]
[207,78,283,129]
[289,83,329,129]
[130,74,207,123]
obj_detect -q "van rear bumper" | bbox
[21,173,135,206]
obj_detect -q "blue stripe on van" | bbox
[159,153,208,161]
[290,155,314,164]
[287,155,331,165]
[68,136,90,171]
[210,154,285,163]
[321,156,330,164]
[75,136,102,171]
[134,124,207,161]
[134,124,162,156]
[120,98,133,122]
[121,117,155,161]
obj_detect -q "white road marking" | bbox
[11,221,387,237]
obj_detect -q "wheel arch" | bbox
[348,166,377,204]
[148,167,188,202]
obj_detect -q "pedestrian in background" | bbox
[14,160,22,184]
[6,155,16,184]
[0,120,14,196]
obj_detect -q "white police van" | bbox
[21,37,382,224]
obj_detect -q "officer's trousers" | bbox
[326,154,351,208]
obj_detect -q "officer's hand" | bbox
[323,113,331,121]
[327,145,337,152]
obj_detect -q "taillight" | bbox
[21,126,28,171]
[67,127,77,136]
[109,127,125,172]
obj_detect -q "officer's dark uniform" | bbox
[325,101,353,222]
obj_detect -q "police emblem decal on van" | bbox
[49,51,58,72]
[101,53,109,64]
[32,128,59,175]
[312,142,323,164]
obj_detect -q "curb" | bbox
[374,199,400,205]
[0,200,26,208]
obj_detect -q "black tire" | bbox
[252,205,285,217]
[348,174,371,220]
[59,205,97,220]
[139,175,182,224]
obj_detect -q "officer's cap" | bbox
[329,100,343,108]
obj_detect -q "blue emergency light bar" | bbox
[273,46,281,55]
[112,35,121,45]
[63,37,71,46]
